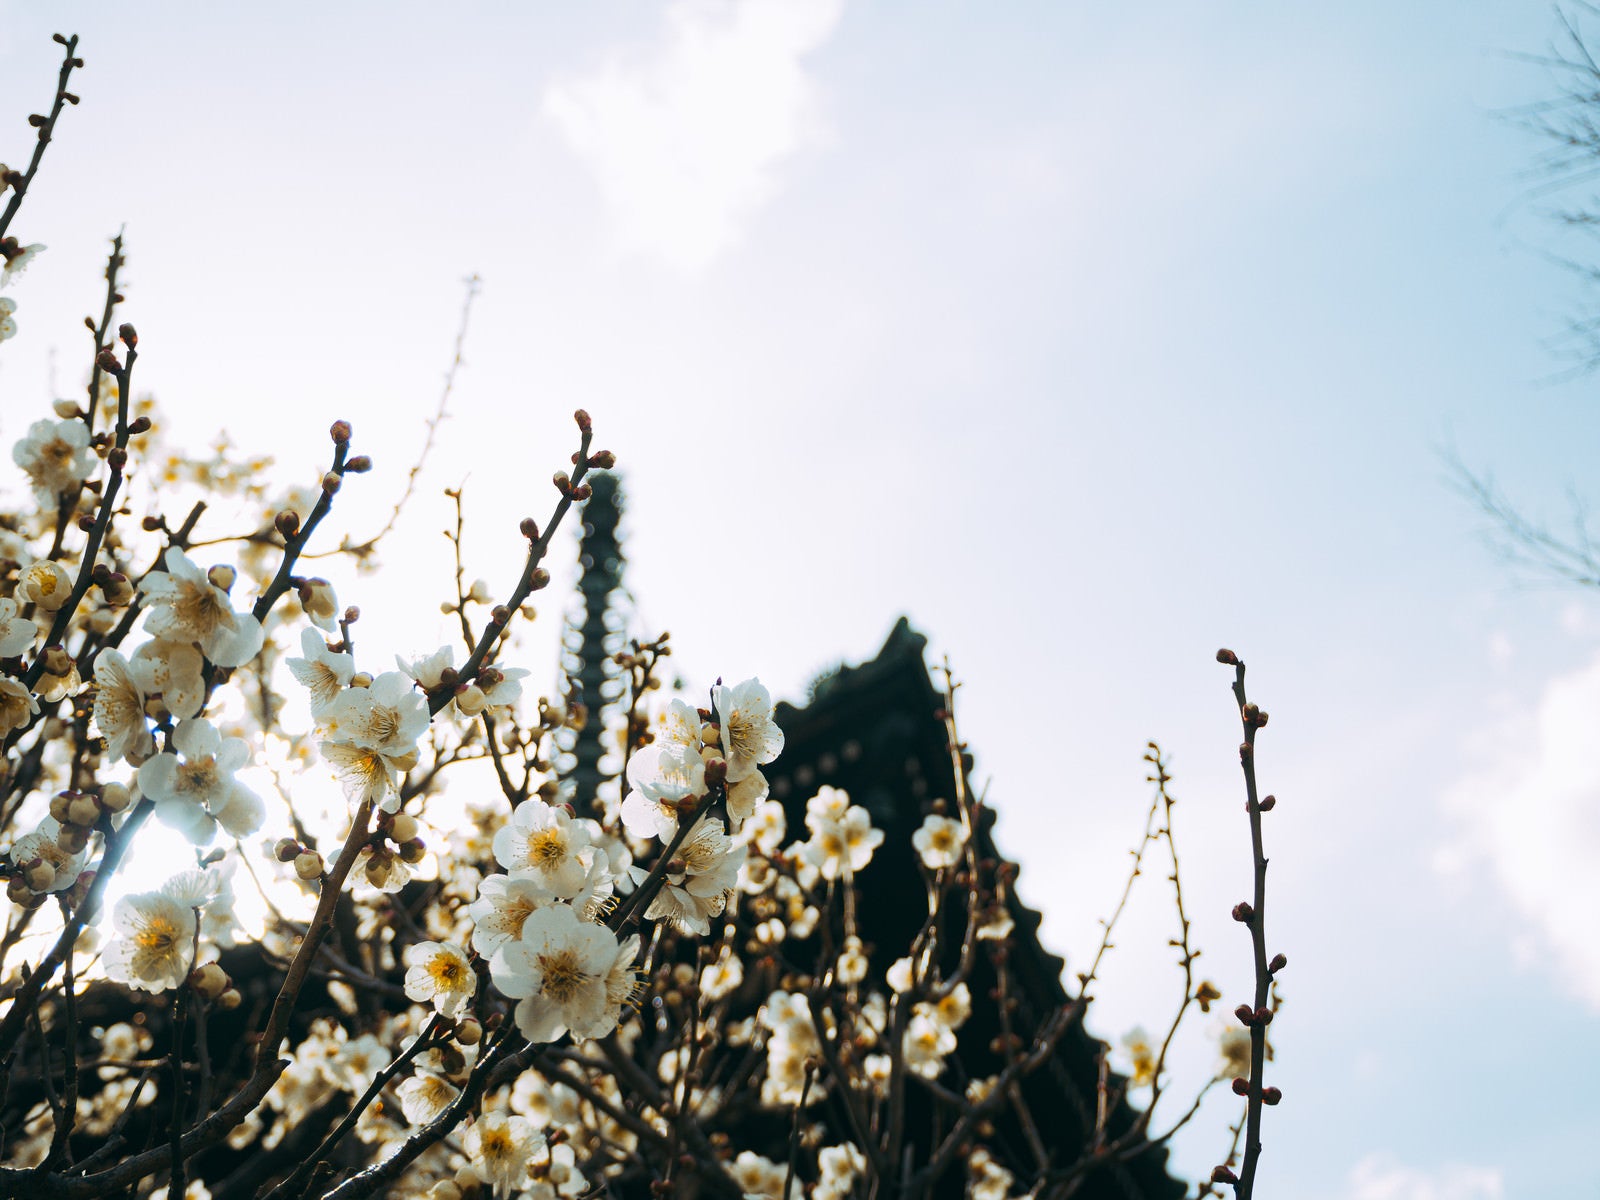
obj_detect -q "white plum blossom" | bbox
[700,952,744,1002]
[816,1143,868,1200]
[103,890,198,994]
[0,296,15,341]
[403,941,476,1019]
[635,814,746,936]
[1119,1026,1158,1088]
[622,741,706,841]
[0,677,39,739]
[1217,1025,1252,1079]
[286,626,354,715]
[398,645,454,690]
[138,548,264,667]
[713,677,784,783]
[298,578,339,630]
[0,597,37,656]
[138,717,263,843]
[912,814,966,870]
[15,558,73,611]
[318,671,428,811]
[465,1111,546,1194]
[493,798,598,897]
[729,1151,790,1200]
[395,1071,458,1125]
[130,639,206,720]
[1,242,44,283]
[469,873,557,958]
[12,419,94,504]
[92,648,152,763]
[800,803,884,881]
[915,981,972,1032]
[7,817,88,893]
[490,903,625,1043]
[902,1011,956,1079]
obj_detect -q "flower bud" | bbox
[398,838,426,864]
[330,419,352,444]
[571,482,592,501]
[294,850,324,880]
[49,792,73,821]
[587,450,616,469]
[189,962,228,999]
[1211,1166,1238,1185]
[552,471,571,493]
[519,517,539,539]
[454,684,487,716]
[489,605,510,627]
[1254,1007,1273,1025]
[1258,794,1276,811]
[23,859,56,891]
[100,782,131,812]
[217,987,242,1010]
[456,1018,482,1046]
[52,399,82,419]
[207,564,236,592]
[118,323,138,347]
[350,672,372,688]
[1269,952,1287,973]
[274,837,302,862]
[343,606,360,624]
[275,510,301,539]
[321,471,343,494]
[1231,902,1254,923]
[126,416,151,435]
[67,794,100,826]
[1234,1004,1255,1026]
[96,348,120,373]
[1231,1076,1249,1096]
[389,813,419,843]
[344,454,372,473]
[56,822,88,855]
[574,408,592,433]
[1261,1086,1282,1105]
[530,568,550,591]
[703,756,728,787]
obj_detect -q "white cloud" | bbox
[1441,651,1600,1009]
[544,0,844,273]
[1348,1154,1503,1200]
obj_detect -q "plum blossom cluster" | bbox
[0,34,1282,1200]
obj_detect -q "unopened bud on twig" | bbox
[1211,1166,1238,1185]
[1261,1086,1282,1105]
[1234,1004,1255,1026]
[1216,648,1238,665]
[552,471,571,494]
[519,517,539,540]
[530,568,550,591]
[571,482,592,501]
[329,420,352,445]
[587,450,616,469]
[117,323,137,347]
[574,408,592,433]
[274,838,301,863]
[294,850,324,881]
[127,415,151,435]
[96,348,120,373]
[1231,1076,1249,1096]
[344,454,372,473]
[1257,794,1276,811]
[321,471,343,494]
[1231,901,1254,923]
[1269,952,1287,973]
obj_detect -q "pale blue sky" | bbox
[2,3,1597,1196]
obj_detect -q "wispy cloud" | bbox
[1441,651,1600,1009]
[1348,1154,1504,1200]
[544,0,844,273]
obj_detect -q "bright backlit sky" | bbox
[3,3,1598,1196]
